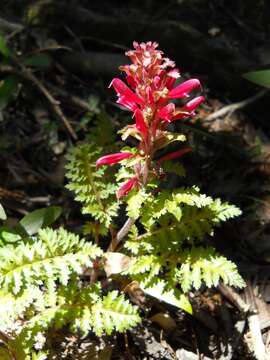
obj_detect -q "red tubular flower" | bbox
[117,176,138,199]
[165,69,180,90]
[170,112,190,122]
[96,152,133,167]
[134,109,148,140]
[169,79,201,99]
[183,96,205,112]
[117,96,138,112]
[109,78,144,106]
[158,103,175,122]
[158,147,192,162]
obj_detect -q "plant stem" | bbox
[108,217,135,251]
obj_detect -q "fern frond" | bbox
[176,247,245,292]
[65,144,119,228]
[141,187,213,227]
[126,189,149,219]
[91,290,140,336]
[0,227,103,294]
[13,283,140,357]
[210,199,242,222]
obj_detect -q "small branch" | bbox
[218,283,250,313]
[0,17,23,33]
[108,217,135,251]
[49,84,93,112]
[205,89,269,121]
[0,63,77,140]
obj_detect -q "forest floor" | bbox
[1,0,270,359]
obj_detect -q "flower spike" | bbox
[103,42,204,198]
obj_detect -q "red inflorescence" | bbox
[96,41,204,198]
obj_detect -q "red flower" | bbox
[110,78,144,108]
[117,176,138,199]
[158,103,175,122]
[96,152,134,167]
[134,109,148,140]
[183,96,205,112]
[169,79,201,99]
[117,96,138,112]
[158,147,192,162]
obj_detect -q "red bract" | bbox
[134,109,148,141]
[158,147,192,163]
[117,177,138,199]
[105,41,204,198]
[183,96,205,112]
[96,152,134,167]
[110,78,143,108]
[158,103,175,122]
[168,79,201,99]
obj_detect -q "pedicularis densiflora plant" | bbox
[0,42,245,359]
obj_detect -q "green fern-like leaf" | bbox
[126,189,149,219]
[124,187,244,297]
[65,144,119,229]
[91,290,140,336]
[0,227,103,294]
[210,199,242,222]
[176,247,245,292]
[11,283,140,357]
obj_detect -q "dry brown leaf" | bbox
[103,252,133,277]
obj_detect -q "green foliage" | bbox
[243,69,270,88]
[141,281,192,314]
[11,284,139,359]
[0,228,140,358]
[0,33,10,58]
[0,227,102,294]
[19,206,62,235]
[126,189,150,219]
[0,76,19,113]
[23,54,52,69]
[65,144,119,231]
[123,187,244,309]
[161,160,186,177]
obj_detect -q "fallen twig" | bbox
[49,85,93,112]
[247,313,268,360]
[218,283,250,313]
[205,89,269,121]
[244,282,268,360]
[0,63,77,140]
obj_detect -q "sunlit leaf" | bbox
[243,69,270,88]
[20,206,62,235]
